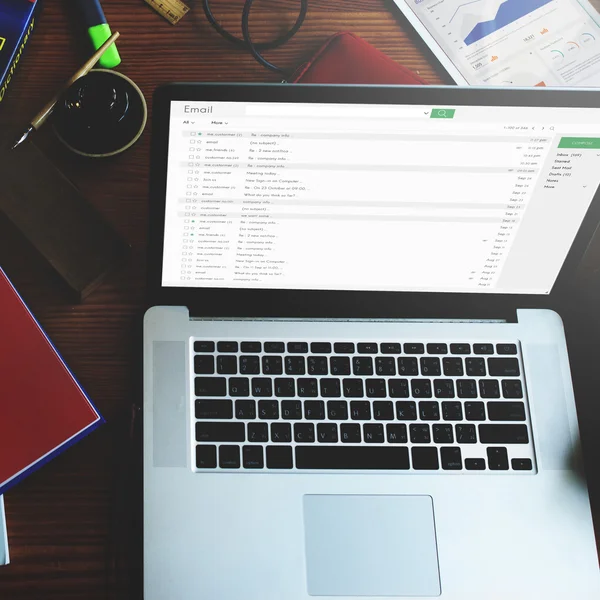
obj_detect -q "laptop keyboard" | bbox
[192,340,535,473]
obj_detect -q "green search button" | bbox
[431,108,455,119]
[558,137,600,149]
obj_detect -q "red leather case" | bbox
[291,32,427,85]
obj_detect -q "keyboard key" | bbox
[264,342,285,353]
[217,355,237,374]
[410,424,431,443]
[465,458,486,470]
[196,445,217,468]
[443,357,463,376]
[258,400,279,419]
[321,378,341,397]
[488,358,520,377]
[196,422,245,442]
[487,402,526,421]
[217,342,238,353]
[419,401,440,420]
[450,343,470,355]
[295,446,410,470]
[479,379,500,398]
[248,422,268,443]
[241,342,261,353]
[433,424,454,444]
[308,356,328,375]
[341,424,361,443]
[304,400,325,420]
[281,400,302,419]
[311,342,332,354]
[479,424,529,444]
[235,400,256,419]
[373,401,394,420]
[433,379,455,399]
[502,380,523,398]
[487,447,509,470]
[396,401,417,420]
[317,423,338,443]
[411,379,432,398]
[363,424,384,443]
[262,355,283,375]
[398,357,418,376]
[420,357,441,376]
[375,357,396,376]
[404,343,424,354]
[242,445,264,469]
[381,343,401,354]
[194,355,215,374]
[194,341,215,353]
[285,356,305,375]
[496,343,517,355]
[297,378,318,397]
[239,356,260,375]
[358,343,378,354]
[441,447,462,470]
[266,446,293,469]
[219,445,240,468]
[388,379,409,398]
[334,342,355,354]
[327,400,348,420]
[294,423,315,443]
[473,344,494,355]
[457,379,477,398]
[366,378,386,398]
[426,343,448,355]
[342,379,364,398]
[195,377,226,397]
[465,401,486,421]
[195,400,233,419]
[330,356,351,376]
[252,378,273,397]
[229,377,250,397]
[350,401,371,420]
[456,424,477,444]
[466,358,486,376]
[512,458,533,471]
[387,423,408,443]
[271,422,291,443]
[288,342,308,353]
[442,401,463,421]
[274,378,295,398]
[353,357,373,375]
[411,447,439,470]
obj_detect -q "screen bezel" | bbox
[148,83,600,320]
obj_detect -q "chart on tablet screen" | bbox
[407,0,600,86]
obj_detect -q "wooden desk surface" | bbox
[1,1,599,598]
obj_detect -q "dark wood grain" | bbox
[1,1,600,598]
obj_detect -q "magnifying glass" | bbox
[437,109,447,117]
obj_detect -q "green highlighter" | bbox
[75,0,121,69]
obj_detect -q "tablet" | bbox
[391,0,600,86]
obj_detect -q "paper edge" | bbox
[0,496,9,565]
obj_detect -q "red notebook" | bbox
[0,268,103,494]
[291,32,427,85]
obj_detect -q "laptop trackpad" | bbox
[303,495,440,597]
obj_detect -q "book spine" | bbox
[0,2,40,104]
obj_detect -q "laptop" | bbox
[143,84,600,599]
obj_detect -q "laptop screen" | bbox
[162,100,600,295]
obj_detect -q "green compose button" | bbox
[558,137,600,149]
[431,108,455,119]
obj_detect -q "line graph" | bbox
[449,0,485,24]
[464,0,554,45]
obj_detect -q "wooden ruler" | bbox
[144,0,190,25]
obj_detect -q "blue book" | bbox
[0,496,8,566]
